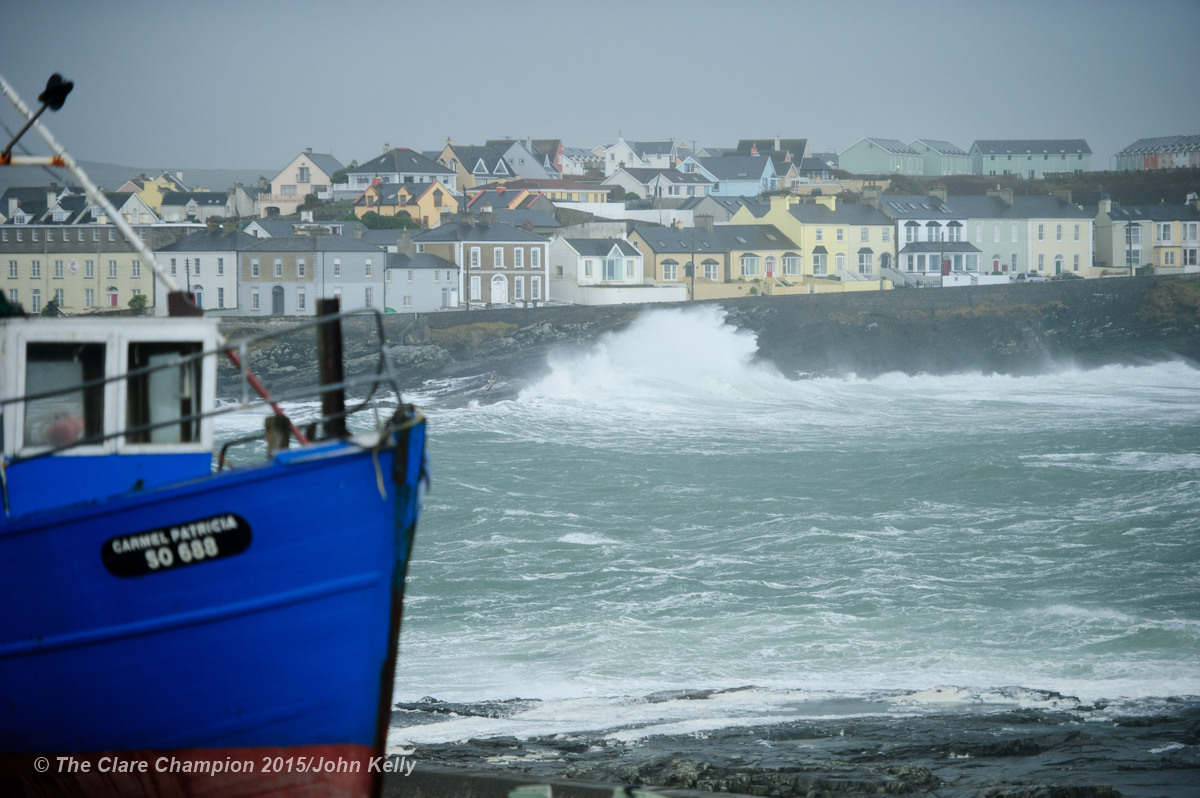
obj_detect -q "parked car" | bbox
[1053,272,1084,280]
[1015,272,1049,283]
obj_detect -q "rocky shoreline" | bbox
[388,694,1200,797]
[216,276,1200,403]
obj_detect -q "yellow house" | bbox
[353,179,458,228]
[115,172,189,214]
[730,195,894,291]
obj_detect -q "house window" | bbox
[251,258,260,277]
[251,289,260,310]
[407,269,414,282]
[470,247,480,268]
[85,289,94,307]
[860,227,868,242]
[1038,253,1045,272]
[54,288,64,306]
[812,253,826,275]
[1074,224,1080,242]
[131,259,141,278]
[836,228,844,242]
[333,258,342,277]
[7,289,14,304]
[297,289,306,310]
[740,255,761,277]
[783,255,801,275]
[31,289,42,313]
[947,225,961,243]
[515,248,524,269]
[470,275,481,300]
[515,276,524,301]
[1183,249,1198,267]
[108,260,117,278]
[531,276,542,300]
[1156,223,1172,243]
[1182,222,1198,242]
[602,257,621,281]
[494,248,504,268]
[906,225,917,243]
[1073,254,1080,272]
[882,228,890,243]
[86,260,94,278]
[531,248,541,268]
[858,252,873,273]
[626,259,634,277]
[7,260,16,278]
[298,167,310,183]
[32,260,41,278]
[297,258,306,277]
[218,287,225,309]
[1037,224,1044,241]
[1056,224,1062,241]
[555,265,564,277]
[402,295,412,308]
[192,258,199,276]
[54,260,64,279]
[663,260,678,280]
[584,259,593,278]
[704,260,719,280]
[217,257,224,276]
[274,258,282,278]
[170,258,177,275]
[815,229,823,242]
[364,287,372,308]
[365,258,372,277]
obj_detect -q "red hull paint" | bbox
[0,743,378,798]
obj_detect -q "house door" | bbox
[490,275,507,306]
[272,285,284,314]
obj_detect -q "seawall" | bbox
[217,276,1200,396]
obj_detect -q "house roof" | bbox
[387,251,457,271]
[710,224,798,251]
[695,155,775,180]
[626,140,675,157]
[302,152,344,177]
[616,168,711,185]
[413,220,548,244]
[856,138,918,154]
[351,148,454,176]
[492,208,560,230]
[159,229,258,252]
[1117,135,1200,154]
[786,202,893,226]
[882,193,1092,220]
[242,235,384,253]
[631,225,726,254]
[910,139,968,155]
[735,138,807,157]
[161,191,227,207]
[972,139,1092,155]
[565,238,640,257]
[450,145,513,177]
[1106,203,1200,223]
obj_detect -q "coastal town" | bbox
[2,134,1198,318]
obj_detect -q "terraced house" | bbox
[1094,194,1200,276]
[2,187,193,313]
[414,219,550,307]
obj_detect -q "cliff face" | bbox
[217,276,1200,397]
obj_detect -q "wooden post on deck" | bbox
[316,298,348,439]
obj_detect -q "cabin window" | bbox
[23,342,106,448]
[125,342,203,444]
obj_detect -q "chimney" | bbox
[8,197,18,217]
[1051,189,1072,204]
[928,185,947,203]
[815,194,837,211]
[1100,198,1112,214]
[862,184,882,209]
[696,213,714,232]
[176,170,183,183]
[397,231,416,257]
[774,134,781,151]
[1187,192,1199,211]
[47,190,57,208]
[306,147,313,154]
[987,185,1014,207]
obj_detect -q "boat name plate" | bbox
[100,514,252,578]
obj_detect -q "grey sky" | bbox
[3,0,1197,174]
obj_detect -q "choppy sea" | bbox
[225,305,1200,793]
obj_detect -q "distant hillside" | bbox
[0,161,271,196]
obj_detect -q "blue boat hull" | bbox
[0,418,426,796]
